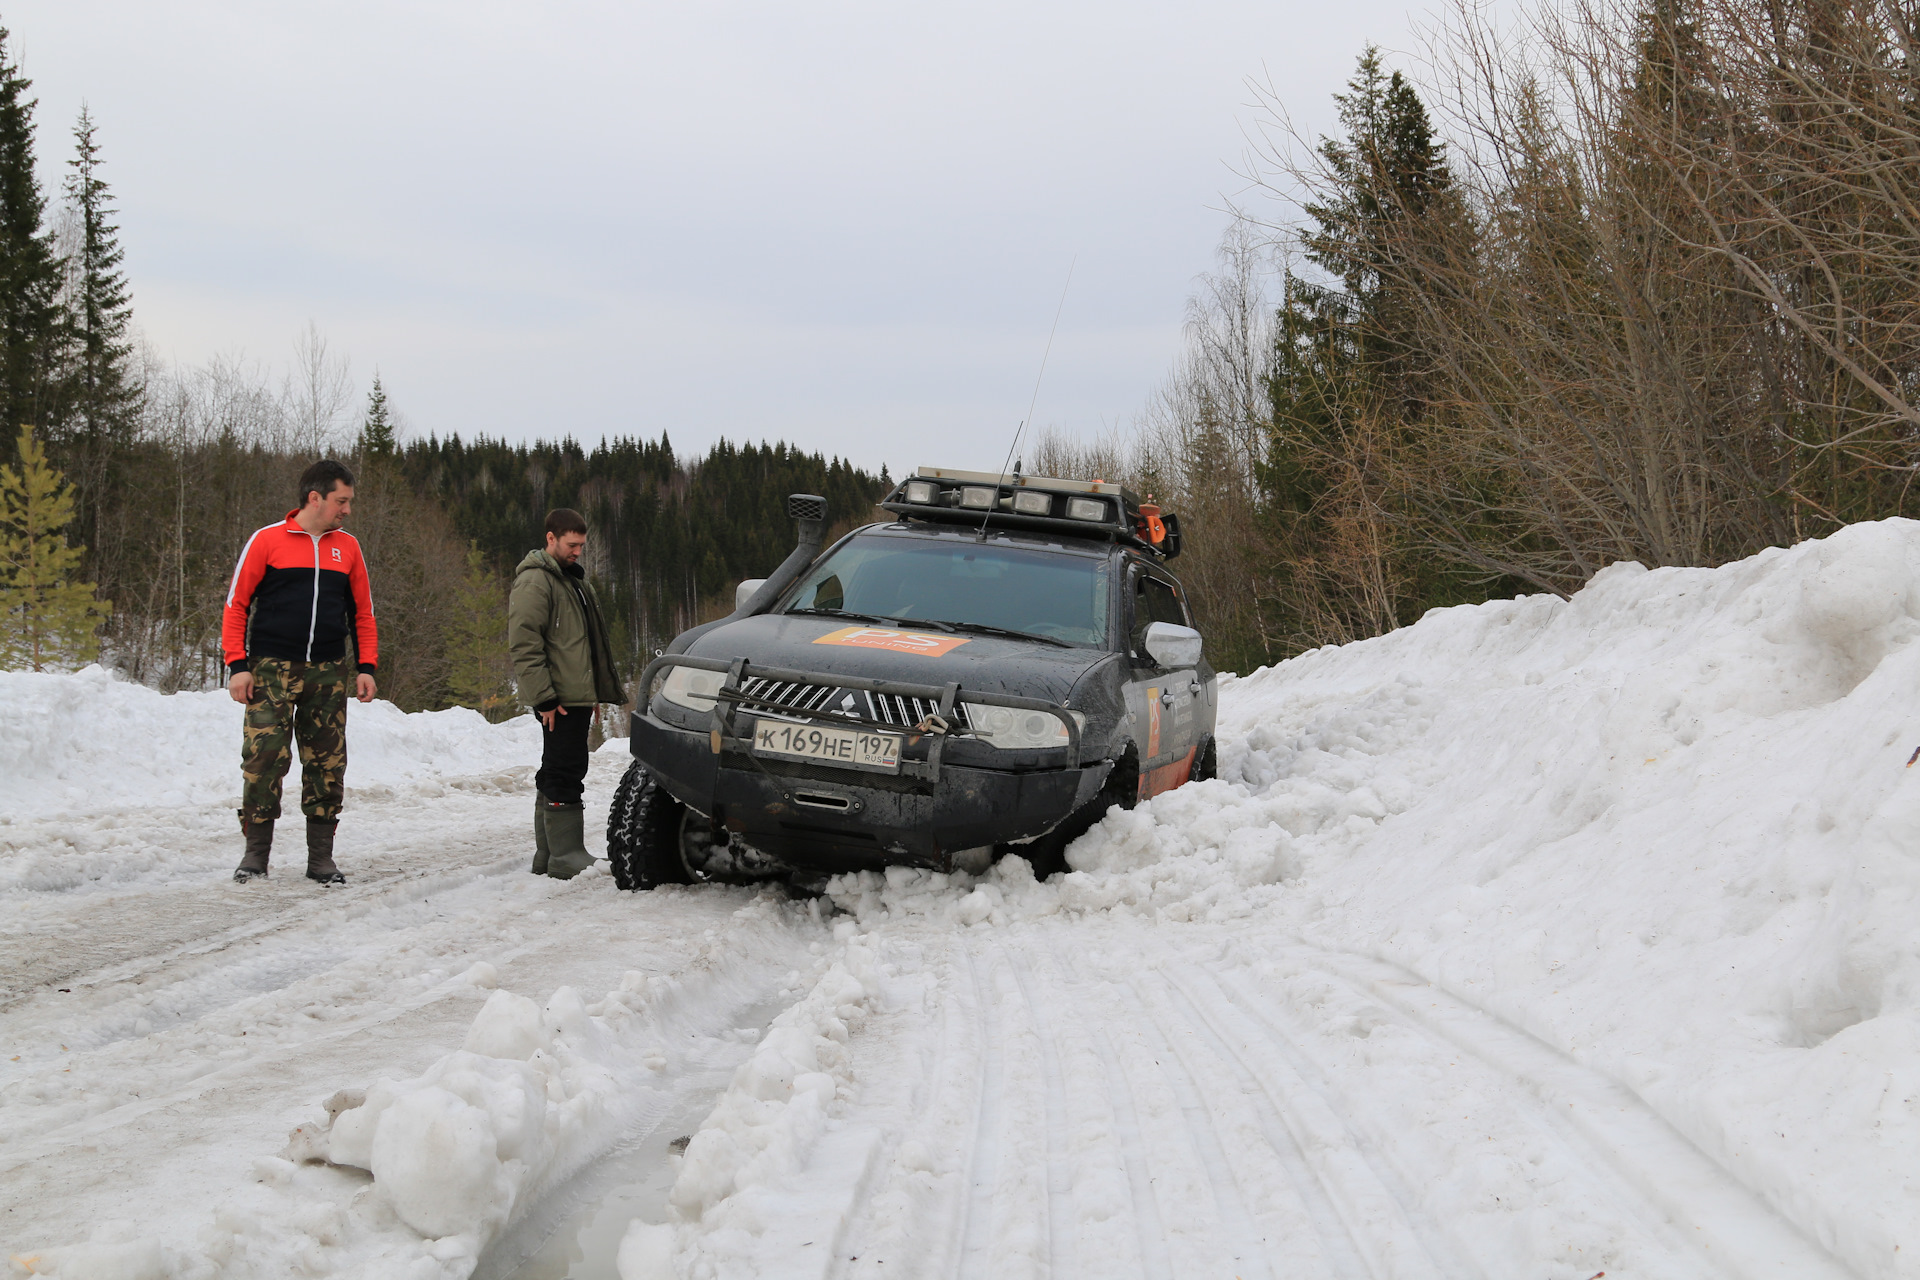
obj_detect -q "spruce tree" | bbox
[0,29,62,443]
[0,426,109,670]
[358,373,396,460]
[444,542,515,720]
[61,106,135,444]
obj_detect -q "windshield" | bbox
[784,535,1110,647]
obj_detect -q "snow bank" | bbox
[0,666,539,821]
[819,518,1920,1279]
[622,923,889,1279]
[0,667,541,894]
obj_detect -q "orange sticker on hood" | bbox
[812,626,973,656]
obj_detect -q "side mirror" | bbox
[735,579,767,611]
[1144,621,1202,668]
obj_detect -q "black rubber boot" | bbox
[543,801,592,880]
[531,792,552,876]
[305,817,346,885]
[234,818,273,883]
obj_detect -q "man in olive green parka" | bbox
[509,507,625,878]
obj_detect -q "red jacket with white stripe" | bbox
[223,513,379,676]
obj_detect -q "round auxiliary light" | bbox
[904,480,937,504]
[1012,490,1051,516]
[1066,497,1108,521]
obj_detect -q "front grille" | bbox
[735,676,974,732]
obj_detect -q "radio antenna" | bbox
[984,255,1076,539]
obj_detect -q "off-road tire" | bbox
[606,761,692,891]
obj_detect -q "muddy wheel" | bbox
[1190,735,1218,784]
[606,761,692,890]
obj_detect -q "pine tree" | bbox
[444,542,515,720]
[0,426,109,670]
[358,373,396,460]
[61,106,136,444]
[0,30,62,443]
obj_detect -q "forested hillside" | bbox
[401,434,886,666]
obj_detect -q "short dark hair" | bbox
[298,459,355,507]
[545,508,587,539]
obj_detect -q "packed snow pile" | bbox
[809,517,1920,1279]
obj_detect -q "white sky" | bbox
[13,1,1431,476]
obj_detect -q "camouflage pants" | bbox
[240,657,351,823]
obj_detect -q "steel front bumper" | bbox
[629,655,1111,873]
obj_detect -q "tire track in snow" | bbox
[1111,969,1280,1280]
[1157,958,1458,1280]
[1002,945,1079,1280]
[953,942,1007,1279]
[1045,936,1176,1280]
[1298,948,1861,1280]
[11,851,525,1009]
[1135,962,1374,1280]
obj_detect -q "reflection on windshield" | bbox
[784,536,1109,647]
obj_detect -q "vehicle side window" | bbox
[1130,573,1187,661]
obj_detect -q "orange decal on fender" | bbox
[812,626,974,656]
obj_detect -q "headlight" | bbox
[962,703,1082,749]
[1012,490,1051,515]
[1066,496,1108,521]
[958,486,997,509]
[659,665,725,712]
[904,480,937,504]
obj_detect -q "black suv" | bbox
[607,467,1216,888]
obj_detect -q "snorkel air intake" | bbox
[729,494,825,619]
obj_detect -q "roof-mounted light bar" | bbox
[882,465,1180,558]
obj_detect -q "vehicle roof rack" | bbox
[879,466,1182,559]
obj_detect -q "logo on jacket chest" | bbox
[331,547,342,563]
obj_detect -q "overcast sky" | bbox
[12,1,1430,476]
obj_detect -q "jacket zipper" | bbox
[306,530,321,660]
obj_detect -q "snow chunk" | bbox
[463,989,549,1061]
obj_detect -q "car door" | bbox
[1123,564,1202,797]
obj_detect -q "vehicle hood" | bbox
[685,613,1110,704]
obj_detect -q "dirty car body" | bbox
[615,470,1217,885]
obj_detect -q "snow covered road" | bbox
[0,747,828,1277]
[11,519,1920,1279]
[801,918,1850,1280]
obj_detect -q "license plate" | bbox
[751,718,902,773]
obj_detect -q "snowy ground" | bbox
[8,520,1920,1279]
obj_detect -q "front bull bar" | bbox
[635,653,1083,783]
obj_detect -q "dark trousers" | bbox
[536,706,593,805]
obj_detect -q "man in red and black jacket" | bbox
[223,459,379,885]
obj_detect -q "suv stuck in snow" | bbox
[606,466,1217,889]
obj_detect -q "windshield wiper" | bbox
[937,620,1075,648]
[784,608,956,632]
